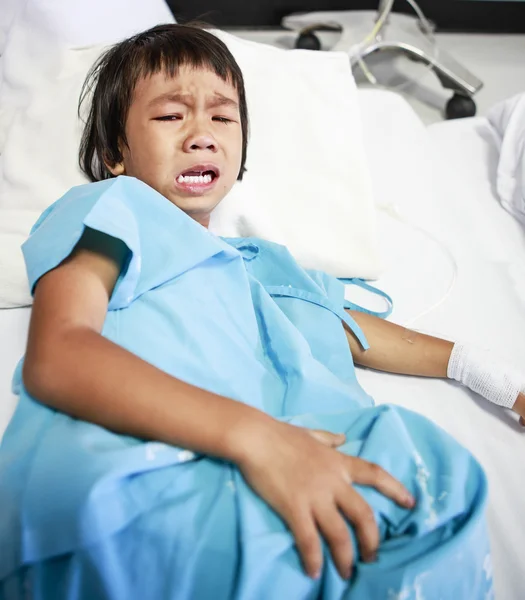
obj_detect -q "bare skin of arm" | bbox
[344,309,525,424]
[344,310,453,378]
[22,229,414,581]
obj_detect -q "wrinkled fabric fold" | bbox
[0,177,492,599]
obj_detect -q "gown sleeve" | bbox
[22,177,142,310]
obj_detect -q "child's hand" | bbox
[514,392,525,426]
[306,429,347,448]
[235,421,415,580]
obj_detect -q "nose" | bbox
[183,130,218,153]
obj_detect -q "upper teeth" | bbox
[177,173,213,184]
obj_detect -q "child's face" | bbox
[108,65,243,227]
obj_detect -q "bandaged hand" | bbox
[447,343,525,426]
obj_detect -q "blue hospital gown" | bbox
[0,177,492,600]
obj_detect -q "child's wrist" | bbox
[224,409,279,466]
[447,343,523,410]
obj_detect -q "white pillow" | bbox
[209,31,381,277]
[0,0,20,56]
[0,21,382,307]
[487,92,525,227]
[3,0,175,49]
[0,209,37,308]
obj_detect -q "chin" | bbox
[170,193,220,219]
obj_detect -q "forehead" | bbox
[132,65,239,106]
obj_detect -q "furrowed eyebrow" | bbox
[207,93,239,110]
[147,92,192,109]
[148,92,239,111]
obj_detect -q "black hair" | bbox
[79,23,248,182]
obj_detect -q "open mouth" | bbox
[176,164,219,186]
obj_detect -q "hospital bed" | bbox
[358,91,525,599]
[1,4,525,596]
[2,88,524,598]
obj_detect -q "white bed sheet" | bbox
[359,115,525,600]
[1,114,524,598]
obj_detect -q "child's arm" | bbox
[344,310,453,378]
[23,228,272,461]
[344,309,525,423]
[23,229,414,581]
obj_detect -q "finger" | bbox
[314,501,354,580]
[337,487,379,563]
[288,509,323,579]
[307,429,346,448]
[514,393,525,424]
[348,458,415,509]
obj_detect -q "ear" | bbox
[103,146,126,176]
[106,162,125,176]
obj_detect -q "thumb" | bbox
[307,429,346,448]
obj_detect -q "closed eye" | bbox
[213,117,233,124]
[154,115,181,121]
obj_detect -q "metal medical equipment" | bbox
[283,0,483,119]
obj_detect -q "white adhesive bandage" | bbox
[447,343,524,410]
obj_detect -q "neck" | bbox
[193,213,210,229]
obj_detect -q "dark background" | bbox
[167,0,525,33]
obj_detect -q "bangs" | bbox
[133,32,240,91]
